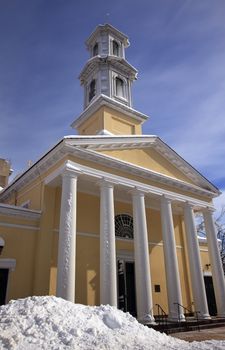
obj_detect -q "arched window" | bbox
[115,214,133,239]
[89,79,96,102]
[93,43,98,56]
[115,77,124,98]
[113,40,119,56]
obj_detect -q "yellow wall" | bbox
[0,190,212,317]
[0,151,213,316]
[98,148,196,185]
[0,214,39,301]
[77,105,143,135]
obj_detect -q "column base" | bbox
[217,313,225,318]
[198,313,211,320]
[168,313,185,322]
[138,314,156,325]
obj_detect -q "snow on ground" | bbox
[0,296,225,349]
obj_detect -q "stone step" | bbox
[147,318,225,335]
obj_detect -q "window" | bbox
[115,214,133,239]
[154,285,161,293]
[112,40,119,56]
[115,77,124,98]
[93,43,98,56]
[89,79,96,102]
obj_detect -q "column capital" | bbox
[202,207,216,214]
[183,201,196,210]
[160,194,173,204]
[130,187,146,198]
[61,168,80,179]
[98,178,116,189]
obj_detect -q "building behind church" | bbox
[0,24,225,323]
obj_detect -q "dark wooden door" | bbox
[117,260,137,317]
[204,276,217,316]
[125,262,137,317]
[0,268,9,305]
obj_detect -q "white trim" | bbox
[74,147,216,198]
[0,222,40,231]
[203,271,212,276]
[0,134,218,203]
[0,258,16,270]
[71,94,148,129]
[53,229,184,249]
[86,24,130,50]
[65,135,219,194]
[20,199,30,208]
[49,160,215,209]
[78,231,99,239]
[117,250,134,261]
[0,203,41,220]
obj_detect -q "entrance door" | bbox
[0,268,9,305]
[117,260,137,317]
[204,275,217,316]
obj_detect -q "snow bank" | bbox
[0,296,224,349]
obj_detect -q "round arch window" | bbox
[115,214,133,239]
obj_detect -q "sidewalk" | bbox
[171,326,225,342]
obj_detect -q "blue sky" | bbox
[0,0,225,211]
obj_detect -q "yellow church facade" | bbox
[0,24,225,323]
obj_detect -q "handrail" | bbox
[155,303,168,326]
[174,302,200,332]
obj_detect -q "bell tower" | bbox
[71,24,148,135]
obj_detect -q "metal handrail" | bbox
[155,303,168,326]
[174,302,200,332]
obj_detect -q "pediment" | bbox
[96,147,196,185]
[64,135,219,195]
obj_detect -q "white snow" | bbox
[0,296,224,350]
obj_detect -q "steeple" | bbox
[71,24,148,135]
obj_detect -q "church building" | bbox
[0,24,225,323]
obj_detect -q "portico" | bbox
[47,159,225,322]
[0,23,224,326]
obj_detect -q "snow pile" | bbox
[0,296,224,349]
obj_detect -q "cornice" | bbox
[85,24,130,49]
[64,145,218,198]
[71,94,148,130]
[79,56,137,83]
[0,135,219,202]
[49,159,215,210]
[65,135,219,194]
[0,203,41,220]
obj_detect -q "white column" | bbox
[56,170,78,302]
[160,195,185,321]
[100,181,117,306]
[132,190,155,323]
[183,203,210,319]
[203,208,225,317]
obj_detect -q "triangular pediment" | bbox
[96,147,196,185]
[64,135,219,195]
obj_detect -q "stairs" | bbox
[146,317,225,335]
